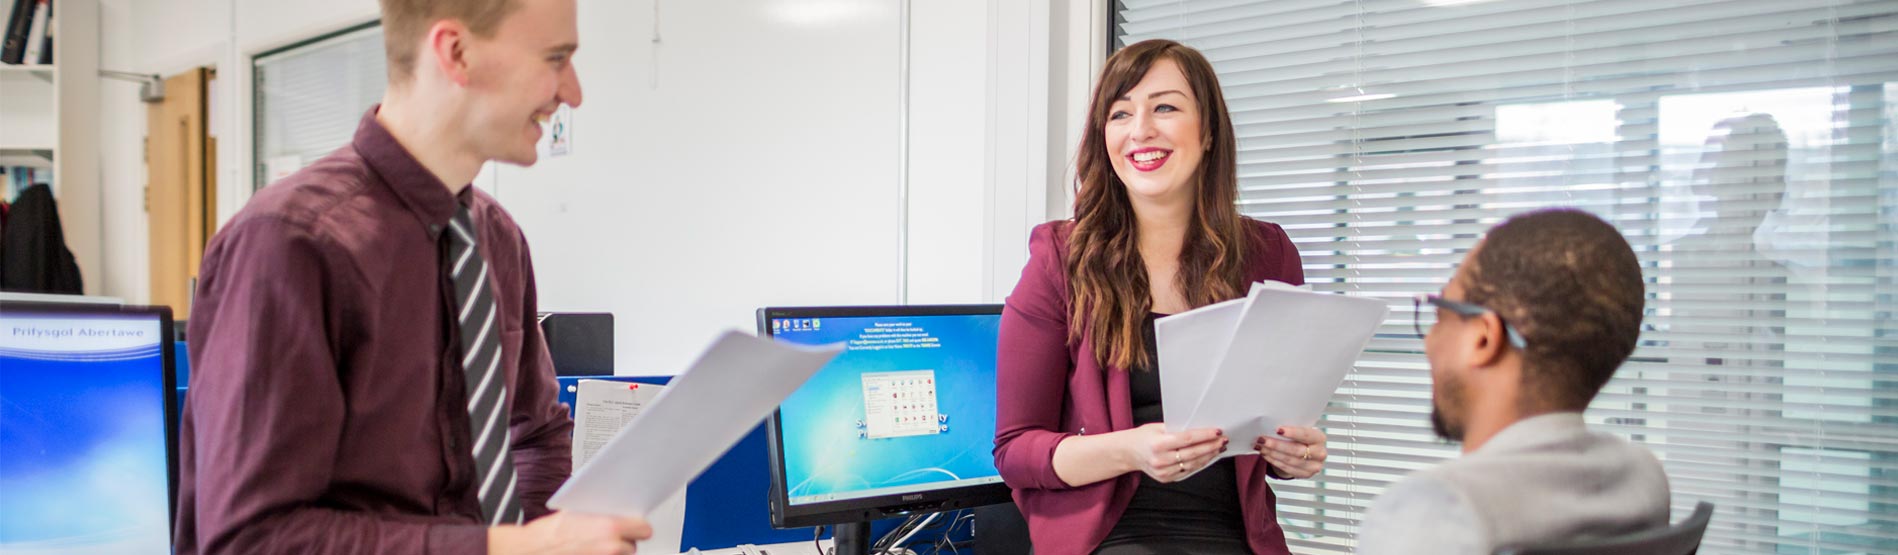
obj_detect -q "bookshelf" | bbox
[1,0,100,295]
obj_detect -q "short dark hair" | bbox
[1461,209,1646,411]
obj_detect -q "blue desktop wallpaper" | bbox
[770,314,1001,504]
[0,317,171,554]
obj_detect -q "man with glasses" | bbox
[1355,209,1671,554]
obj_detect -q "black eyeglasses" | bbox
[1412,294,1529,349]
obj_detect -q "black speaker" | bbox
[537,312,613,376]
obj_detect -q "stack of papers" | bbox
[1156,281,1390,458]
[549,331,843,517]
[571,379,667,468]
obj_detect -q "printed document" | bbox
[1157,281,1389,458]
[549,330,843,516]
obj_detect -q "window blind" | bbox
[253,23,386,191]
[1115,1,1897,553]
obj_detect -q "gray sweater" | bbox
[1356,412,1672,554]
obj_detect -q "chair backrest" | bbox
[974,501,1032,555]
[1494,501,1715,555]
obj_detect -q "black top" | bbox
[1098,315,1249,553]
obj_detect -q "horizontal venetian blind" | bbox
[1116,1,1898,553]
[253,22,386,191]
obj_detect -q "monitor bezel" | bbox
[0,300,179,539]
[756,304,1012,529]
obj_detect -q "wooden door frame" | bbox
[146,67,210,319]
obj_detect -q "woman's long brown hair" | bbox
[1068,39,1248,371]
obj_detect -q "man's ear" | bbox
[1469,312,1509,370]
[425,20,472,87]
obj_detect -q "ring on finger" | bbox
[1301,445,1311,461]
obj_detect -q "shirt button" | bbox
[429,224,443,233]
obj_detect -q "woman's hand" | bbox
[1122,423,1227,483]
[1257,426,1328,479]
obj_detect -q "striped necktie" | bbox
[446,204,524,525]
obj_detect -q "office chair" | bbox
[538,312,613,376]
[1494,501,1715,555]
[973,501,1031,555]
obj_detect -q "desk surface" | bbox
[665,539,833,555]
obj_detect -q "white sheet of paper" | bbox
[1155,297,1245,434]
[548,330,842,517]
[1162,282,1389,458]
[1157,281,1307,436]
[572,379,666,469]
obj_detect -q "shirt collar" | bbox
[352,105,468,238]
[1471,412,1588,456]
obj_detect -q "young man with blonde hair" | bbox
[176,1,647,553]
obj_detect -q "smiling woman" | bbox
[1070,40,1247,370]
[992,39,1321,555]
[1104,60,1206,219]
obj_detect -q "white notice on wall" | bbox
[547,104,573,157]
[264,155,303,183]
[572,379,666,468]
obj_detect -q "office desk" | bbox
[663,539,834,555]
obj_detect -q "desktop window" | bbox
[770,313,1003,506]
[0,310,172,554]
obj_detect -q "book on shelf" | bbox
[34,0,48,64]
[4,166,53,203]
[1,0,36,64]
[21,0,46,64]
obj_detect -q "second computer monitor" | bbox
[0,302,177,554]
[758,304,1011,529]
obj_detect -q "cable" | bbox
[873,507,988,555]
[873,512,939,555]
[872,515,919,554]
[918,511,975,555]
[814,525,827,555]
[941,512,975,555]
[888,512,940,551]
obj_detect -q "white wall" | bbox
[97,0,144,303]
[489,0,1104,375]
[492,0,905,376]
[982,0,1108,296]
[906,0,990,305]
[904,0,1106,305]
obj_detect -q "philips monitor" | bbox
[757,305,1009,554]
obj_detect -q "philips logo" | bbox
[902,494,923,501]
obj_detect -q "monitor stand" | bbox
[832,521,872,555]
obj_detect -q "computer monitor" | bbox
[0,302,177,554]
[757,305,1010,555]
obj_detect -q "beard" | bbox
[1430,370,1467,443]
